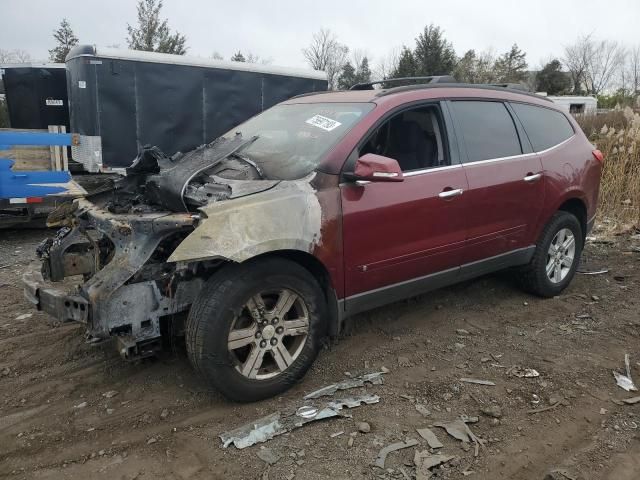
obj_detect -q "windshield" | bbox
[222,102,374,180]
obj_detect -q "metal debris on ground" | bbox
[508,366,540,378]
[577,268,609,275]
[460,378,496,386]
[433,418,486,456]
[414,451,456,480]
[613,354,638,392]
[622,396,640,405]
[374,439,419,468]
[220,394,380,449]
[303,371,385,399]
[416,428,443,449]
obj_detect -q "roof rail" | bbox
[350,75,457,90]
[373,82,551,102]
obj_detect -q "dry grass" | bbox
[577,108,640,228]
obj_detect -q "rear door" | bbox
[448,100,544,266]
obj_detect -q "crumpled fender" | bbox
[167,174,322,263]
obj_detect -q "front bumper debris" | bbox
[23,270,89,323]
[23,198,204,359]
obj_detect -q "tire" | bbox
[518,211,583,297]
[186,257,326,402]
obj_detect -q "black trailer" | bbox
[0,64,69,130]
[65,46,328,172]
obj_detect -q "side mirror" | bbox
[348,153,404,183]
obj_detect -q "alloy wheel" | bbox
[227,289,309,380]
[546,228,576,284]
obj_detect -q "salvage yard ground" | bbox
[1,227,639,480]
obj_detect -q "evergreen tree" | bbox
[494,44,528,83]
[127,0,187,55]
[391,46,418,78]
[337,61,357,89]
[354,57,372,84]
[536,59,571,94]
[48,18,79,62]
[230,51,246,62]
[413,24,457,76]
[453,49,477,83]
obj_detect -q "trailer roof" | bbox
[0,63,65,69]
[66,45,327,81]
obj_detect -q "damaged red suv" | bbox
[25,79,603,401]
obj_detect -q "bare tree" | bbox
[211,51,224,61]
[586,39,625,94]
[245,52,273,65]
[302,29,348,89]
[625,45,640,96]
[0,49,32,63]
[564,35,625,94]
[563,35,592,94]
[374,47,400,80]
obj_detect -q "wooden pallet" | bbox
[0,127,69,171]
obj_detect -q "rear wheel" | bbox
[518,211,583,297]
[186,258,326,402]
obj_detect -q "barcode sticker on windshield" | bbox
[305,115,342,132]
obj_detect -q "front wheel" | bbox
[518,211,583,297]
[186,258,326,402]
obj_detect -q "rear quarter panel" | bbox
[536,123,602,241]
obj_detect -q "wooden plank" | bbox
[48,125,56,170]
[60,125,69,171]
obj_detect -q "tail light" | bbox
[592,149,604,163]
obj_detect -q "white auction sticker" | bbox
[305,114,342,132]
[78,80,86,89]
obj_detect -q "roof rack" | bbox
[373,81,551,102]
[349,75,457,90]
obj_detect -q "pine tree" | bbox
[391,47,418,78]
[127,0,187,55]
[355,57,372,85]
[230,51,246,62]
[48,19,79,63]
[413,24,457,76]
[494,44,528,83]
[337,61,357,89]
[536,59,571,95]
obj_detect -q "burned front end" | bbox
[23,135,286,359]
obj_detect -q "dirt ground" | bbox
[1,227,639,480]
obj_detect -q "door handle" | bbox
[523,173,542,183]
[438,188,464,199]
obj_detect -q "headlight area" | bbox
[31,200,216,361]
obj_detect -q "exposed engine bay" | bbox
[23,136,302,360]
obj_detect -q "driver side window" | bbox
[360,104,448,172]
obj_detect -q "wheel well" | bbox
[248,250,341,337]
[558,198,587,239]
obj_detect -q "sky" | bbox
[1,0,639,72]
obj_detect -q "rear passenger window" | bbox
[450,101,522,162]
[510,103,574,152]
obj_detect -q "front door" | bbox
[340,103,469,313]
